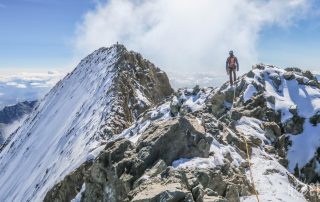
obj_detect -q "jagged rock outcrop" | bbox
[79,116,213,202]
[99,45,173,136]
[207,64,320,188]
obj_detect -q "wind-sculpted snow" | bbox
[0,46,121,201]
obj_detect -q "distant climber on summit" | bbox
[226,50,239,86]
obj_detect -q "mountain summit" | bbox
[0,44,172,201]
[0,45,320,202]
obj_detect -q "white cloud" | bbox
[0,71,65,109]
[74,0,311,75]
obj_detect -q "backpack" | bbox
[228,57,237,69]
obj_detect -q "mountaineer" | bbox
[226,50,239,86]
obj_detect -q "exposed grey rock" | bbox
[269,73,281,89]
[263,122,281,142]
[180,105,193,116]
[302,70,315,80]
[278,157,289,167]
[285,67,302,73]
[44,162,92,202]
[283,115,305,135]
[203,196,228,202]
[192,184,205,202]
[131,183,191,202]
[307,80,319,88]
[225,184,240,202]
[296,76,305,85]
[205,188,218,196]
[210,92,227,117]
[287,172,320,201]
[310,112,320,126]
[289,105,298,116]
[247,71,255,78]
[266,95,275,105]
[283,71,295,80]
[264,145,275,154]
[252,64,265,70]
[193,85,201,95]
[79,116,213,202]
[170,96,182,116]
[136,116,213,165]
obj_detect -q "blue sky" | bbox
[0,0,96,70]
[257,11,320,71]
[0,0,320,72]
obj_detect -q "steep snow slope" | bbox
[0,44,172,201]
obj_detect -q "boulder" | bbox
[170,96,182,116]
[283,71,295,80]
[210,92,227,117]
[264,145,275,154]
[302,70,315,80]
[192,184,205,202]
[247,71,255,78]
[44,162,92,202]
[266,95,275,105]
[296,77,305,85]
[252,64,265,70]
[136,116,213,165]
[310,112,320,126]
[283,115,305,135]
[285,67,302,73]
[289,105,298,116]
[203,196,228,202]
[307,80,319,88]
[263,122,281,142]
[269,73,281,89]
[225,184,240,202]
[131,183,191,202]
[193,85,201,95]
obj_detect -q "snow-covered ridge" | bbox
[0,44,173,202]
[0,46,119,201]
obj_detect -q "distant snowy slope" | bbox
[0,71,64,109]
[0,101,37,144]
[0,44,172,201]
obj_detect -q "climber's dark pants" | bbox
[229,68,236,85]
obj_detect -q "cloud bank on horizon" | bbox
[74,0,311,75]
[0,72,64,109]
